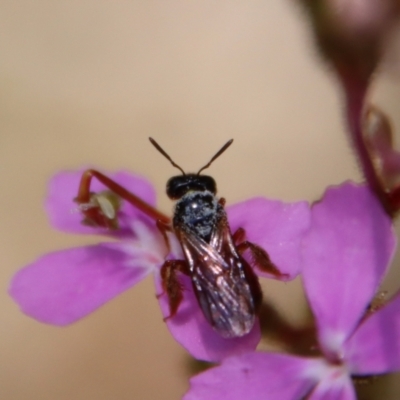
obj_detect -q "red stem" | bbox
[339,70,394,216]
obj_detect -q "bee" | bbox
[75,139,285,338]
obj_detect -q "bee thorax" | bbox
[173,191,220,242]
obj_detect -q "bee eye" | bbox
[166,177,184,199]
[200,176,217,194]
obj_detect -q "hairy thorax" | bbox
[173,191,220,242]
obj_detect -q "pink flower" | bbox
[184,182,398,399]
[9,169,310,362]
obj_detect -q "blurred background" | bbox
[1,1,400,399]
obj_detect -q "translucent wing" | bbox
[175,210,261,338]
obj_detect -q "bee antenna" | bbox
[197,139,234,175]
[149,137,186,175]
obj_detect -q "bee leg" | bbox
[75,169,171,227]
[232,227,246,245]
[232,228,264,309]
[158,260,190,321]
[236,239,289,280]
[242,260,264,311]
[156,220,173,253]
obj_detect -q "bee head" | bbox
[166,174,216,200]
[149,137,232,200]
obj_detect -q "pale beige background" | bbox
[1,1,400,399]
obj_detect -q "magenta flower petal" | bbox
[227,198,310,279]
[183,352,319,400]
[9,244,150,325]
[302,183,396,354]
[155,274,261,362]
[46,170,157,235]
[307,375,356,400]
[345,291,400,375]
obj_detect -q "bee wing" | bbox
[176,213,257,338]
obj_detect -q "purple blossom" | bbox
[184,182,398,399]
[9,169,310,362]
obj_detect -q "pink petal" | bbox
[183,352,318,400]
[46,169,157,235]
[155,274,261,362]
[307,375,356,400]
[227,198,310,279]
[302,183,396,356]
[345,291,400,375]
[9,244,149,325]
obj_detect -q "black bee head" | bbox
[166,174,217,200]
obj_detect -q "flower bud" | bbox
[300,0,400,78]
[363,105,400,190]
